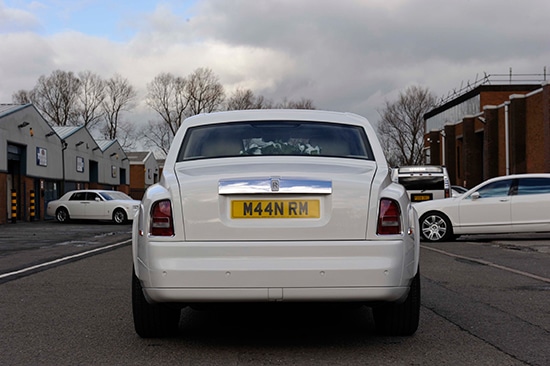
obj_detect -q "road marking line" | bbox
[0,239,131,280]
[421,245,550,284]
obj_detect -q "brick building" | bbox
[424,81,550,188]
[127,151,159,200]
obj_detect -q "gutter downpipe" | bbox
[504,102,510,175]
[440,130,446,166]
[61,140,68,194]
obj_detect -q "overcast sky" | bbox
[1,0,548,127]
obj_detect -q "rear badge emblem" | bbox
[271,178,280,192]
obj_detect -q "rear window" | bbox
[398,176,444,190]
[398,166,443,174]
[177,121,374,161]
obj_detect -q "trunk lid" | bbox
[176,157,377,241]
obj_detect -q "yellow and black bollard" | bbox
[11,189,17,224]
[30,190,36,221]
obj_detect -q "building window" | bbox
[36,147,47,167]
[424,147,431,164]
[76,156,85,173]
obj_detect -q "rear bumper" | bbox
[144,286,410,303]
[135,238,417,303]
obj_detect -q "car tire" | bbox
[55,208,70,223]
[113,209,127,224]
[132,269,180,338]
[420,211,454,242]
[373,270,420,336]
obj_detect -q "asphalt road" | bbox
[0,222,549,365]
[0,220,132,280]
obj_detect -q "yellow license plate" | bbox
[411,194,432,202]
[231,200,320,219]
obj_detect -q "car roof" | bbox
[485,173,550,181]
[164,109,387,170]
[67,189,118,193]
[182,109,371,128]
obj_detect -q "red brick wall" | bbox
[129,165,147,200]
[525,92,544,172]
[481,90,524,109]
[483,107,500,180]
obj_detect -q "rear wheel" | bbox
[373,270,420,336]
[132,269,180,338]
[420,211,454,242]
[55,208,70,223]
[113,209,127,224]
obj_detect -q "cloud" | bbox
[0,1,41,32]
[0,0,549,128]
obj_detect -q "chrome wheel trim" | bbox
[421,214,447,241]
[56,209,67,222]
[114,210,125,224]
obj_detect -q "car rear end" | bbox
[132,110,419,337]
[392,165,451,202]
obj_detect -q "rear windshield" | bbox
[177,121,374,161]
[398,176,444,190]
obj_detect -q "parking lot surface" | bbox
[0,220,132,275]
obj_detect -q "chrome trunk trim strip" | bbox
[219,177,332,194]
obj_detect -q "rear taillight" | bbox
[377,198,402,235]
[150,200,174,236]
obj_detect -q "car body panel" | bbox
[136,238,410,302]
[457,195,512,232]
[511,189,550,228]
[176,158,377,241]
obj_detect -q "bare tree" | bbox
[115,121,139,151]
[146,73,189,136]
[139,120,174,157]
[185,67,225,116]
[226,88,272,110]
[377,85,436,166]
[275,97,315,110]
[30,70,81,126]
[78,70,105,130]
[101,74,137,140]
[144,68,225,153]
[12,90,31,104]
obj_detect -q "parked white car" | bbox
[392,165,452,202]
[47,189,140,224]
[415,174,550,242]
[132,109,419,337]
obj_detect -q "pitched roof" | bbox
[0,104,28,118]
[53,126,85,139]
[95,139,117,151]
[126,151,150,163]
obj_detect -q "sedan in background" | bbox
[415,174,550,242]
[47,190,140,224]
[132,109,420,338]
